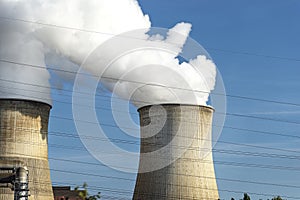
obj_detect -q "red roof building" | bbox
[53,186,83,200]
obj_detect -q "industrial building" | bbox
[53,186,83,200]
[133,104,219,199]
[0,101,219,200]
[0,99,54,200]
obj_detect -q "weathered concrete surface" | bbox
[0,100,53,200]
[133,104,219,200]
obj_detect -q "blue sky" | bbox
[48,1,300,199]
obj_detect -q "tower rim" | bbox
[0,98,52,109]
[137,103,214,112]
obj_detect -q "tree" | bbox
[243,193,251,200]
[75,182,101,200]
[232,193,285,200]
[272,196,283,200]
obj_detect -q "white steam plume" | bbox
[0,0,216,107]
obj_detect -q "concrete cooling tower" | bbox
[133,104,219,200]
[0,99,53,200]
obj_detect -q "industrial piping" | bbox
[0,166,30,200]
[133,104,219,200]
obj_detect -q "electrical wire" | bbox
[2,163,300,200]
[1,58,300,108]
[0,16,299,63]
[1,82,300,142]
[0,13,300,200]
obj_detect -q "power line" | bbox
[21,167,300,200]
[2,138,300,173]
[207,47,300,62]
[1,84,300,148]
[51,180,300,200]
[50,152,300,172]
[4,162,300,200]
[49,129,300,155]
[37,178,296,200]
[4,121,300,164]
[1,58,300,108]
[50,114,300,140]
[1,93,300,157]
[50,158,300,189]
[48,131,300,162]
[1,80,300,130]
[0,16,117,36]
[2,79,300,133]
[0,16,299,63]
[0,13,299,200]
[5,129,300,164]
[3,75,297,123]
[2,88,300,147]
[1,126,300,166]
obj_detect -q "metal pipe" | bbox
[14,167,29,200]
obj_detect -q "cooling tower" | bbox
[133,104,219,200]
[0,99,54,200]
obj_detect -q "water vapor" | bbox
[0,0,216,107]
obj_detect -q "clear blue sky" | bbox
[49,1,300,199]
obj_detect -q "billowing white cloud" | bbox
[0,0,216,107]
